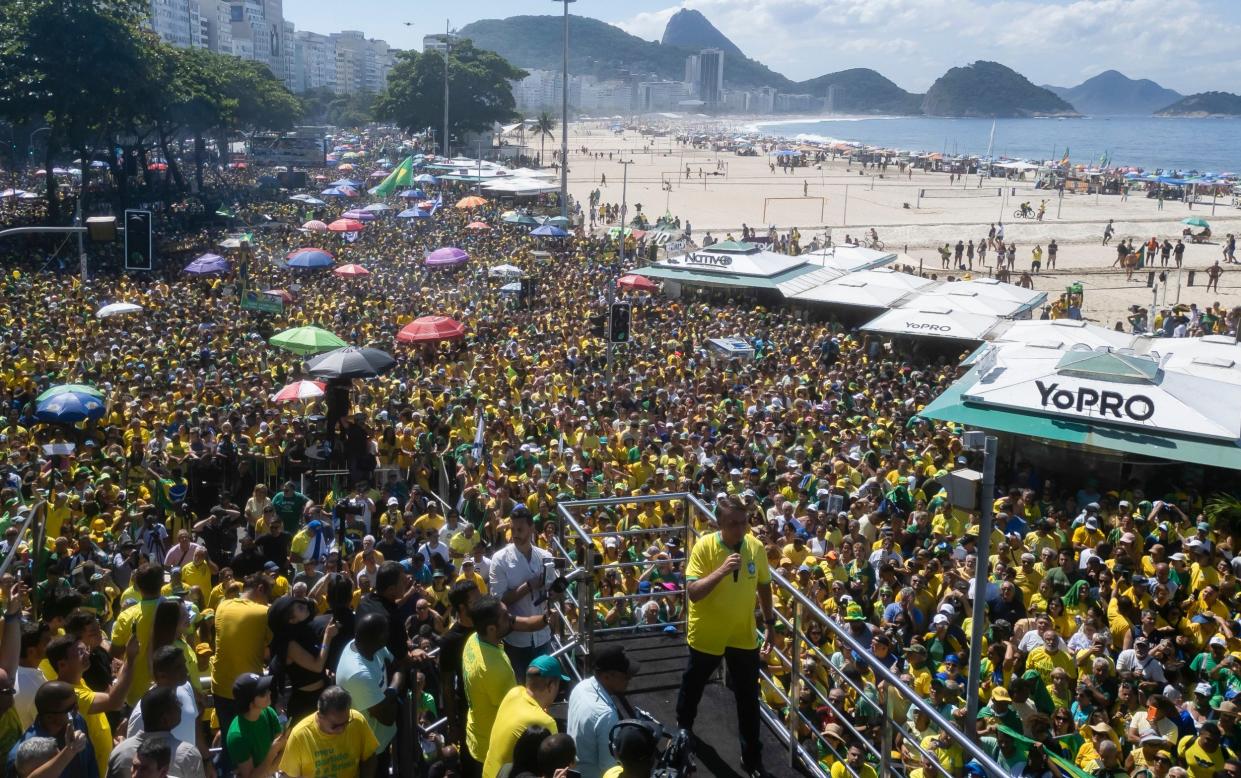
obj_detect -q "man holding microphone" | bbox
[677,495,776,778]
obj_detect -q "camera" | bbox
[633,707,696,778]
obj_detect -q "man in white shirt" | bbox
[126,646,202,753]
[488,506,552,680]
[336,613,398,774]
[567,645,639,778]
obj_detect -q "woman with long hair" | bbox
[267,595,339,723]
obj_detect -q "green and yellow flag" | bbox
[369,156,414,198]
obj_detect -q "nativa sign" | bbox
[682,252,733,267]
[1035,380,1155,421]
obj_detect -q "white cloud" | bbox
[609,0,1241,93]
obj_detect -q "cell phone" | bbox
[563,771,581,778]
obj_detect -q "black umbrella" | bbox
[305,346,396,379]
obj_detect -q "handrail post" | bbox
[880,680,894,778]
[580,517,595,675]
[788,600,802,771]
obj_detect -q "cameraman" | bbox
[603,723,659,778]
[676,495,775,778]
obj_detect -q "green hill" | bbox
[922,61,1078,118]
[1155,91,1241,116]
[661,9,744,59]
[795,68,922,115]
[455,15,793,90]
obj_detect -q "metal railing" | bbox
[550,492,1009,778]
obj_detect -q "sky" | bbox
[285,0,1241,93]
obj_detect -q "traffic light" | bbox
[589,313,607,338]
[609,302,631,344]
[124,209,154,271]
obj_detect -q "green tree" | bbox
[301,88,376,128]
[533,111,556,166]
[375,39,526,151]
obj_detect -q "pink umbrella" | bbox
[425,247,468,267]
[397,316,466,343]
[333,263,370,277]
[341,209,377,221]
[618,274,659,292]
[262,288,295,304]
[466,221,491,231]
[272,380,326,403]
[302,220,329,232]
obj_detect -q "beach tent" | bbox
[861,305,1001,342]
[804,245,896,274]
[921,342,1241,468]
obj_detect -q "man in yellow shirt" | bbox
[482,655,566,778]
[280,685,379,778]
[213,574,272,773]
[678,495,776,778]
[462,595,518,774]
[111,563,166,706]
[45,632,140,778]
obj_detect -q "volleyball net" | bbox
[918,187,1005,199]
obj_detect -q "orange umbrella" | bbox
[396,316,465,343]
[455,195,488,209]
[333,263,370,277]
[466,221,491,231]
[618,274,658,292]
[337,163,355,172]
[327,218,365,232]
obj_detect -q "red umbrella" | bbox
[149,162,168,171]
[466,221,491,231]
[327,218,365,232]
[396,316,465,343]
[618,274,658,292]
[272,380,326,403]
[333,263,370,277]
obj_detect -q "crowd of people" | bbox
[0,128,1238,778]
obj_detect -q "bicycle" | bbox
[1012,209,1036,220]
[865,237,885,250]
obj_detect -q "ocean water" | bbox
[752,116,1241,174]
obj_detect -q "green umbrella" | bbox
[269,326,348,355]
[1182,216,1210,228]
[36,384,105,402]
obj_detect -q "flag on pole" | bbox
[1059,148,1071,167]
[472,410,486,469]
[369,156,414,198]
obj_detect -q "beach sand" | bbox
[555,121,1241,327]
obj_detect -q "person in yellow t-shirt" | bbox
[462,597,518,765]
[46,633,140,778]
[180,547,216,598]
[110,563,166,706]
[680,495,776,776]
[482,655,565,778]
[212,576,272,744]
[279,686,380,778]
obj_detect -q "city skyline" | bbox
[282,0,1241,95]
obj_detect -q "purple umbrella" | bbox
[425,247,469,267]
[341,209,378,221]
[184,253,230,275]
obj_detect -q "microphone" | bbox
[731,541,743,582]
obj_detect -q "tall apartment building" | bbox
[147,0,203,48]
[293,31,337,92]
[331,31,395,96]
[227,0,293,86]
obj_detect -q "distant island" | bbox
[1044,70,1182,116]
[922,61,1078,118]
[1156,91,1241,117]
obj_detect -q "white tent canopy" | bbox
[961,343,1241,441]
[790,269,933,308]
[907,278,1047,318]
[987,319,1140,351]
[488,264,524,278]
[483,177,560,195]
[862,305,1001,341]
[804,245,895,274]
[96,302,144,318]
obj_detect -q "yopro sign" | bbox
[906,322,951,332]
[1035,380,1155,422]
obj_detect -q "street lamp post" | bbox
[553,0,576,220]
[438,21,454,158]
[965,433,998,736]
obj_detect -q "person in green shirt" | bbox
[271,482,312,533]
[226,673,287,778]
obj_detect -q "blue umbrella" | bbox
[414,174,438,184]
[398,208,432,219]
[530,224,569,237]
[286,248,335,268]
[184,253,230,275]
[36,392,106,423]
[397,189,427,199]
[330,178,361,188]
[320,186,358,198]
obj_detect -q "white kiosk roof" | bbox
[653,240,809,277]
[804,245,896,273]
[907,278,1047,317]
[987,319,1140,351]
[789,269,933,308]
[861,305,1001,341]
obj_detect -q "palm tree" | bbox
[533,111,557,167]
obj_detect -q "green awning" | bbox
[921,375,1241,470]
[637,263,820,290]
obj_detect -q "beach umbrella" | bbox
[306,346,396,379]
[466,221,491,231]
[149,162,168,171]
[618,274,658,292]
[337,163,355,172]
[397,208,431,219]
[502,212,540,226]
[95,302,143,318]
[414,174,437,184]
[398,189,427,199]
[262,289,295,304]
[488,264,523,278]
[286,248,334,268]
[362,203,392,213]
[320,187,354,198]
[455,195,487,209]
[184,253,230,275]
[530,224,568,238]
[341,209,377,221]
[269,325,347,355]
[1183,217,1210,228]
[272,380,326,403]
[368,170,387,178]
[425,247,468,267]
[36,392,106,423]
[333,263,370,277]
[500,281,522,293]
[37,384,105,402]
[330,178,361,188]
[416,200,436,210]
[291,196,327,206]
[396,316,465,343]
[327,218,366,233]
[302,220,329,232]
[544,216,570,228]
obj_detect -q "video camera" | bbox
[532,559,590,607]
[633,707,695,778]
